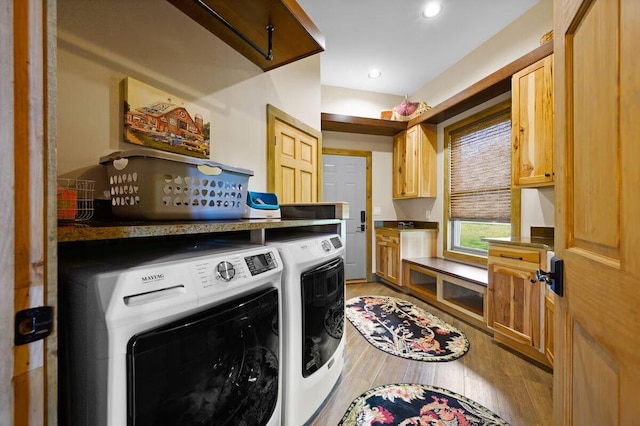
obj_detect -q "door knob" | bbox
[536,256,564,296]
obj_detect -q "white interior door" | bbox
[323,154,367,281]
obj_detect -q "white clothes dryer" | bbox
[266,233,346,426]
[59,240,283,426]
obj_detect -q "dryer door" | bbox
[126,287,279,426]
[300,257,345,377]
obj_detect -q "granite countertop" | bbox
[57,218,343,243]
[375,221,439,231]
[483,236,554,251]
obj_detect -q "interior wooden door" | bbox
[267,105,322,204]
[554,0,640,424]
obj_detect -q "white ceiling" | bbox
[297,0,540,96]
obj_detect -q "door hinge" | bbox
[15,306,53,345]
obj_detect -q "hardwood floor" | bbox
[309,283,553,426]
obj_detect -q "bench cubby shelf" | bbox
[403,257,489,332]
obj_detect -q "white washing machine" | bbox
[59,240,283,426]
[266,233,346,426]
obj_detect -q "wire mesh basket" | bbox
[57,178,95,222]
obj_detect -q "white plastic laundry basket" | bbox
[99,149,253,220]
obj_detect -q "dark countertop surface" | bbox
[374,221,439,231]
[483,236,554,251]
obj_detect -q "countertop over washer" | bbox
[58,218,344,243]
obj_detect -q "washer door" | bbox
[126,287,279,426]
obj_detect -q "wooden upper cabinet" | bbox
[392,124,437,199]
[167,0,325,71]
[511,54,554,188]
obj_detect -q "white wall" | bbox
[57,0,321,194]
[322,131,395,220]
[411,0,553,106]
[322,85,404,119]
[521,187,555,237]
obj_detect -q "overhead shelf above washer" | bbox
[167,0,325,71]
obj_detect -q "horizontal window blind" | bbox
[449,109,511,222]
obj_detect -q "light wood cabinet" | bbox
[511,54,554,188]
[487,243,551,367]
[375,228,436,290]
[376,230,400,286]
[544,292,554,364]
[392,124,437,199]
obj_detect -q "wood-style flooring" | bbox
[309,283,553,426]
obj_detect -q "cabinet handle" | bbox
[499,254,523,261]
[544,173,551,177]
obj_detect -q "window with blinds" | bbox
[443,100,516,264]
[449,110,512,222]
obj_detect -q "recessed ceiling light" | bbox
[422,2,442,18]
[368,69,382,79]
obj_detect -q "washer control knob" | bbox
[215,261,236,282]
[321,240,332,252]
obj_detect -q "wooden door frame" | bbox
[3,1,57,424]
[1,0,16,421]
[322,148,374,283]
[266,104,323,200]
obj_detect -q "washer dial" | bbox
[215,261,236,281]
[321,240,332,251]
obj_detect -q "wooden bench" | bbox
[402,257,490,332]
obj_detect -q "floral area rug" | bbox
[345,295,469,362]
[339,384,510,426]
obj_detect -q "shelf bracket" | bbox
[193,0,274,61]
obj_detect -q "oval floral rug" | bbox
[346,295,469,361]
[339,384,510,426]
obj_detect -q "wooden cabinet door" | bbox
[512,54,554,187]
[392,131,407,198]
[401,126,419,197]
[392,125,436,199]
[375,239,388,279]
[375,230,400,286]
[488,263,541,349]
[384,241,400,285]
[544,294,554,364]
